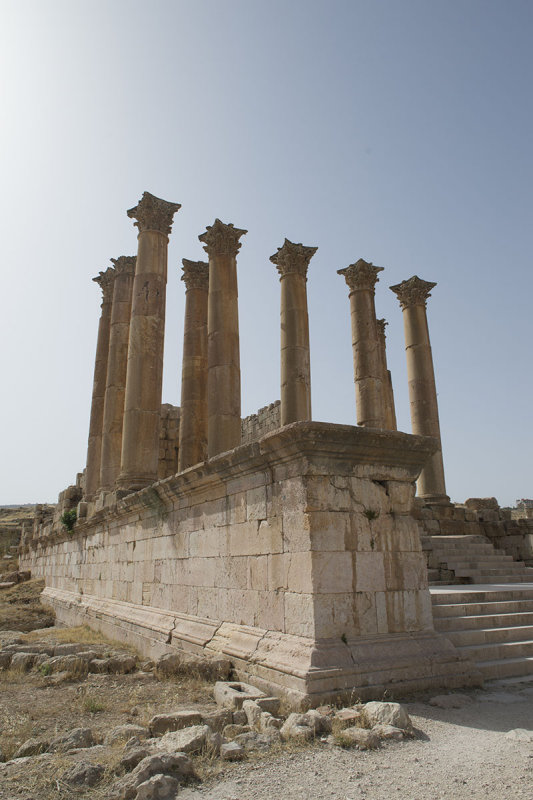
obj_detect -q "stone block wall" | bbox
[21,422,475,704]
[414,497,533,567]
[158,404,180,480]
[241,401,280,445]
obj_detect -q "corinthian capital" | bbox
[198,218,247,257]
[337,259,384,292]
[270,238,317,280]
[181,259,209,291]
[390,275,436,310]
[110,255,136,276]
[93,266,115,302]
[127,191,181,236]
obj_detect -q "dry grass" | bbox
[23,624,112,646]
[0,578,54,632]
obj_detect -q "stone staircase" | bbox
[425,534,533,681]
[431,587,533,680]
[422,534,533,585]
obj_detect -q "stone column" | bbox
[270,238,317,425]
[199,219,247,459]
[377,319,397,431]
[85,267,115,499]
[337,259,386,428]
[99,256,136,491]
[118,192,181,491]
[390,275,448,503]
[177,259,209,471]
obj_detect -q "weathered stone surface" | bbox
[105,724,149,745]
[89,658,110,673]
[429,694,473,709]
[232,731,272,752]
[135,774,180,800]
[363,701,412,731]
[120,746,154,772]
[50,727,95,752]
[202,709,232,733]
[107,655,137,674]
[303,709,332,734]
[10,652,35,671]
[46,655,88,675]
[255,696,281,715]
[280,713,315,742]
[372,724,404,741]
[12,738,49,759]
[334,708,364,729]
[222,723,251,740]
[62,760,104,786]
[112,752,194,800]
[220,741,246,761]
[149,711,203,736]
[260,712,282,734]
[0,652,12,669]
[336,727,380,749]
[156,652,231,681]
[214,681,265,710]
[156,725,210,754]
[242,699,263,730]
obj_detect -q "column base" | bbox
[418,494,451,506]
[116,473,157,493]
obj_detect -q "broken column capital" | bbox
[337,259,384,293]
[110,255,136,276]
[199,219,247,258]
[92,266,116,303]
[270,238,318,280]
[376,318,388,337]
[127,191,181,236]
[181,259,209,291]
[390,275,437,310]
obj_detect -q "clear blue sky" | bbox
[1,0,532,506]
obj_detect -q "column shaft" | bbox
[338,260,386,428]
[85,268,115,499]
[271,238,316,426]
[99,256,136,491]
[178,260,209,471]
[118,192,181,490]
[377,319,397,430]
[199,219,247,459]
[391,276,448,502]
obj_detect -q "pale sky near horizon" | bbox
[0,0,532,507]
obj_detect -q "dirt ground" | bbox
[1,578,532,800]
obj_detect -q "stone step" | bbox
[432,555,518,566]
[470,575,533,584]
[440,558,530,575]
[431,588,533,605]
[477,656,533,681]
[432,598,533,617]
[444,625,533,647]
[459,639,533,663]
[436,611,533,630]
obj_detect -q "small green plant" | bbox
[363,508,380,521]
[340,633,348,644]
[39,662,52,676]
[83,696,106,714]
[60,509,77,532]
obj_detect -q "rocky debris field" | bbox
[1,628,532,800]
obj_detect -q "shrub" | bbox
[60,509,77,532]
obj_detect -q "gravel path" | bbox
[181,685,533,800]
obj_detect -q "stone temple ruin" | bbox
[20,191,533,706]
